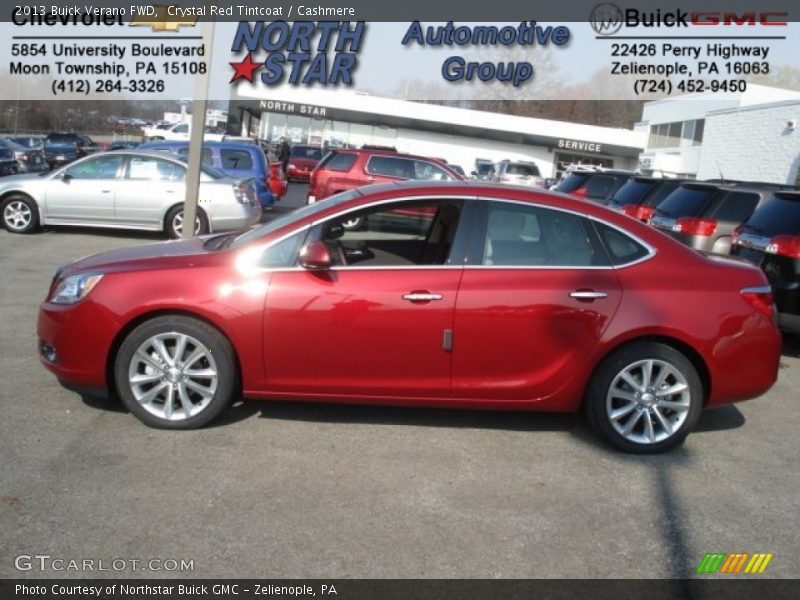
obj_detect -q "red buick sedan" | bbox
[37,181,781,453]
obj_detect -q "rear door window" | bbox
[318,151,357,172]
[367,156,414,179]
[413,160,454,181]
[593,222,650,266]
[176,147,214,165]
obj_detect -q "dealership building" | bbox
[226,88,645,178]
[636,84,800,185]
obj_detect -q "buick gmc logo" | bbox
[590,3,624,35]
[589,4,788,34]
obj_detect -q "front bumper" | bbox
[38,300,119,391]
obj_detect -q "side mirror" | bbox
[470,171,478,177]
[60,172,72,182]
[299,241,332,270]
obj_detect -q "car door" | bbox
[43,154,124,223]
[262,197,470,399]
[451,199,623,402]
[114,155,185,227]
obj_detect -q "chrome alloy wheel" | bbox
[605,359,691,445]
[171,211,201,237]
[128,332,218,421]
[3,200,32,231]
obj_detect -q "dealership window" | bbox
[650,119,705,149]
[286,115,310,144]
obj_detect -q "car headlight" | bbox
[50,273,104,305]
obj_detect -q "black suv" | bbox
[607,177,688,222]
[554,169,635,205]
[649,182,792,255]
[731,190,800,333]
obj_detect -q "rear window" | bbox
[585,175,617,200]
[220,149,254,170]
[645,181,682,206]
[0,149,13,160]
[555,172,592,193]
[657,186,717,218]
[743,193,800,236]
[318,151,357,172]
[708,192,759,223]
[46,134,76,144]
[291,146,323,160]
[612,180,656,206]
[506,163,541,177]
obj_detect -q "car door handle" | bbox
[570,290,608,301]
[100,190,112,194]
[403,291,443,303]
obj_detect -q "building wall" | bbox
[696,102,800,184]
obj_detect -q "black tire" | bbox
[165,205,208,239]
[585,342,703,454]
[1,194,39,234]
[114,316,237,429]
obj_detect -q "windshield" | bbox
[743,194,800,236]
[228,189,363,248]
[656,186,716,218]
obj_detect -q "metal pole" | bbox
[183,16,215,240]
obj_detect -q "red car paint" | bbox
[286,144,323,182]
[38,182,780,414]
[308,149,464,202]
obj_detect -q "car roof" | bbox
[678,181,795,193]
[139,140,259,151]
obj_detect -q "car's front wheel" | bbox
[586,342,703,454]
[1,195,39,233]
[114,316,237,429]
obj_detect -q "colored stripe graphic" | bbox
[697,552,774,574]
[720,553,749,574]
[697,553,726,574]
[744,553,774,574]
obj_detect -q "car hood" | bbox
[60,236,226,277]
[0,172,48,184]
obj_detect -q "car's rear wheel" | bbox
[114,316,236,429]
[165,205,207,239]
[1,195,39,233]
[586,342,703,454]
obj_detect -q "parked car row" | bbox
[556,168,800,334]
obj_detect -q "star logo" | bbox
[130,4,198,32]
[230,53,261,83]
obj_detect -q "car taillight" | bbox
[621,205,639,218]
[673,217,717,236]
[741,286,775,320]
[636,205,656,222]
[233,184,248,204]
[765,234,800,258]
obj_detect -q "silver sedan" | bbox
[0,151,261,238]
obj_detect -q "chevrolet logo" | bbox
[130,4,197,32]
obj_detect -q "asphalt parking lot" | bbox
[1,182,799,580]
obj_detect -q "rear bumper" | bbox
[209,204,261,232]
